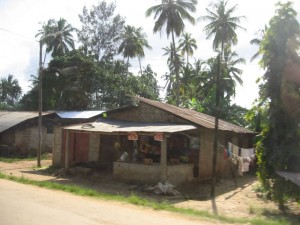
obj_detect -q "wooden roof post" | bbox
[160,134,167,183]
[65,130,70,169]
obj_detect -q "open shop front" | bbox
[63,120,198,185]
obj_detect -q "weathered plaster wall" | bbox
[113,162,193,185]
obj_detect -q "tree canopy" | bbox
[255,1,300,210]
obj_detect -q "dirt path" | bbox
[0,160,299,220]
[0,179,225,225]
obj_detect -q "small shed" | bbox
[0,111,54,156]
[0,111,104,157]
[56,96,256,185]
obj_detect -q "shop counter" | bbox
[113,161,193,185]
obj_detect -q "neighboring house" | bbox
[56,96,256,185]
[0,111,103,157]
[0,111,55,156]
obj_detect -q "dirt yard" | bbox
[0,159,299,221]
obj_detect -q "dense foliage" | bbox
[254,2,300,209]
[19,51,160,110]
[2,0,257,128]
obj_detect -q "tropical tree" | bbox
[146,0,198,106]
[200,0,245,213]
[256,2,300,210]
[249,25,268,62]
[0,74,22,108]
[162,43,184,103]
[201,0,245,56]
[178,32,198,66]
[135,27,152,75]
[78,1,125,61]
[36,18,76,59]
[118,26,151,74]
[138,65,160,100]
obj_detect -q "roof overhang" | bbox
[63,120,197,135]
[276,171,300,187]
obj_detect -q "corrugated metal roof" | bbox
[57,111,104,119]
[64,119,197,134]
[0,111,50,133]
[132,96,255,134]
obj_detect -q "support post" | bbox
[37,40,43,167]
[160,134,167,183]
[65,130,70,169]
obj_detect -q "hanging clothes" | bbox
[227,142,232,157]
[232,143,240,156]
[238,156,244,176]
[240,148,255,172]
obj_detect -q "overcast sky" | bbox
[0,0,299,109]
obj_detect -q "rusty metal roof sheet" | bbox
[0,111,50,133]
[132,96,255,134]
[64,119,197,134]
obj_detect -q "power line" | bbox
[0,27,36,42]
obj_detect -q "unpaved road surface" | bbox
[0,179,225,225]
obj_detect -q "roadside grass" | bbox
[0,172,296,225]
[0,154,51,163]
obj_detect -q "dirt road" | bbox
[0,179,225,225]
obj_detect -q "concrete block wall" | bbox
[14,126,52,155]
[88,133,100,161]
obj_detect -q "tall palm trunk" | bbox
[171,30,180,106]
[138,56,143,76]
[211,40,225,215]
[127,56,130,75]
[186,54,189,68]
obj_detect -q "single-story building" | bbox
[54,96,256,185]
[0,111,103,157]
[0,111,54,156]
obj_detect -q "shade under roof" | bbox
[64,119,197,134]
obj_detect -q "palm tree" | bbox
[0,74,22,107]
[162,43,184,103]
[36,18,76,59]
[249,25,267,62]
[135,27,152,75]
[118,26,151,75]
[118,26,137,71]
[178,32,198,66]
[200,0,245,214]
[146,0,198,106]
[200,0,245,56]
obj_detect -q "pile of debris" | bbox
[144,182,181,196]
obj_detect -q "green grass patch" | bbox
[0,172,295,225]
[0,154,51,163]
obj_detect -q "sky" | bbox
[0,0,299,109]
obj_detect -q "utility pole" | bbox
[211,53,221,215]
[37,40,43,167]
